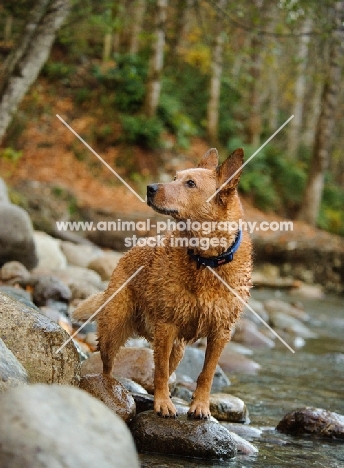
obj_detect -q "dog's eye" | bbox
[186,180,196,188]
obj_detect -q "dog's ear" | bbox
[216,148,244,191]
[198,148,219,170]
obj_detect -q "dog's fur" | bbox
[73,148,252,418]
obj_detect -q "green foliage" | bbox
[42,62,75,83]
[0,147,23,162]
[120,114,163,149]
[318,176,344,235]
[92,54,147,112]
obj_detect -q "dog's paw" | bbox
[154,398,178,418]
[187,400,211,419]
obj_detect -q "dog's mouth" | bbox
[147,199,179,216]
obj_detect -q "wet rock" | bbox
[176,347,230,392]
[277,407,344,439]
[0,285,39,311]
[79,374,136,423]
[0,203,38,269]
[60,241,102,268]
[264,299,310,322]
[68,278,102,300]
[130,411,237,460]
[221,422,262,440]
[88,252,123,280]
[0,338,28,392]
[270,312,317,338]
[34,231,67,270]
[244,298,269,323]
[232,318,275,348]
[228,431,258,455]
[32,275,72,306]
[209,393,249,422]
[0,261,30,283]
[0,292,80,385]
[0,177,9,203]
[81,348,175,394]
[219,344,261,375]
[118,377,148,394]
[0,384,140,468]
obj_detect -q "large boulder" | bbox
[0,202,38,269]
[0,292,80,385]
[0,384,140,468]
[130,411,237,460]
[0,338,28,392]
[0,178,9,203]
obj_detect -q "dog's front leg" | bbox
[153,321,178,417]
[188,332,230,419]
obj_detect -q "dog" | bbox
[73,148,252,419]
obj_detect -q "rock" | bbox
[0,285,39,311]
[0,384,140,468]
[0,177,9,203]
[0,292,80,385]
[130,411,237,459]
[227,431,258,455]
[289,283,325,299]
[60,241,102,268]
[0,338,28,392]
[219,344,261,375]
[0,202,38,269]
[209,393,249,422]
[88,252,123,280]
[68,279,102,300]
[81,348,175,394]
[176,347,230,392]
[118,377,148,394]
[171,384,193,401]
[32,275,72,306]
[232,318,275,348]
[269,312,317,338]
[53,265,102,288]
[277,407,344,439]
[221,422,262,440]
[0,261,30,283]
[79,374,136,423]
[264,299,310,321]
[245,298,269,323]
[252,269,298,289]
[33,231,67,270]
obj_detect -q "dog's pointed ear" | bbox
[198,148,219,170]
[216,148,244,190]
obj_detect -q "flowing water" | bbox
[140,290,344,468]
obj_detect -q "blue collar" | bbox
[187,229,242,269]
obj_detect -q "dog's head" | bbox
[147,148,244,220]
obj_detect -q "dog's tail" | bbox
[72,292,104,321]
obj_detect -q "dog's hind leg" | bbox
[97,288,134,375]
[169,340,185,377]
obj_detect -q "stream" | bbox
[140,289,344,468]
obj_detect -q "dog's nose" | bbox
[147,184,159,196]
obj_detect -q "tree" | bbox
[297,1,344,225]
[206,0,227,144]
[128,0,147,55]
[143,0,168,118]
[0,0,70,144]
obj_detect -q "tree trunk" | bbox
[297,2,344,225]
[206,0,227,145]
[0,0,70,145]
[288,18,312,159]
[128,0,146,55]
[143,0,168,118]
[247,33,262,146]
[173,0,193,56]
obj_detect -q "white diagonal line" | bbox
[56,114,145,203]
[206,115,294,202]
[55,266,144,354]
[207,266,295,353]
